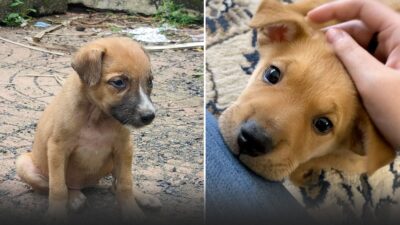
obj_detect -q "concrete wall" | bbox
[69,0,203,15]
[68,0,157,15]
[0,0,67,19]
[0,0,203,20]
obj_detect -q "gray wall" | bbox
[0,0,203,19]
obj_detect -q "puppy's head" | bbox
[219,0,395,181]
[72,37,155,128]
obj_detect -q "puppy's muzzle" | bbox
[238,120,272,156]
[110,89,156,127]
[137,87,155,125]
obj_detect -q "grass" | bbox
[155,0,202,27]
[2,0,36,27]
[110,25,123,33]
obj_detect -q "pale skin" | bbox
[307,0,400,148]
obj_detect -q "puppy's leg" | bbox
[290,150,367,187]
[112,142,145,222]
[16,152,49,192]
[110,179,161,210]
[46,140,69,221]
[68,190,87,212]
[133,189,162,210]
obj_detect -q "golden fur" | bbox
[15,37,160,222]
[219,0,396,185]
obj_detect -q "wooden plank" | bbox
[0,36,65,56]
[144,42,204,51]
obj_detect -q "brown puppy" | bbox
[219,0,397,185]
[15,37,160,221]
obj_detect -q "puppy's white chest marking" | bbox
[78,125,115,151]
[73,123,116,170]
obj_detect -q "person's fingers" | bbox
[373,28,400,65]
[322,20,374,49]
[307,0,398,33]
[374,44,389,63]
[386,46,400,70]
[325,28,384,94]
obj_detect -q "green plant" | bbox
[155,0,202,26]
[2,0,36,27]
[110,25,123,33]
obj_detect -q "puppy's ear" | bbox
[352,108,396,175]
[249,0,311,45]
[71,45,105,87]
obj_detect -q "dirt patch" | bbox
[0,11,203,225]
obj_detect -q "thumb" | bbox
[386,45,400,70]
[326,28,384,91]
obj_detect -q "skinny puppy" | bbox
[16,37,160,222]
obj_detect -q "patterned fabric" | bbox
[206,0,260,114]
[206,0,400,224]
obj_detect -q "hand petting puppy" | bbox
[308,0,400,148]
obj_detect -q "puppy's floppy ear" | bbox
[352,108,396,175]
[71,45,105,87]
[249,0,312,45]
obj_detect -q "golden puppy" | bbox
[15,37,160,221]
[219,0,397,185]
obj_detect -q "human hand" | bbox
[307,0,400,148]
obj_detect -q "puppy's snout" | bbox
[140,111,155,125]
[237,120,272,156]
[137,86,155,125]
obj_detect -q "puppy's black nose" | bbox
[140,111,155,125]
[237,120,272,156]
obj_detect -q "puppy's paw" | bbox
[45,207,68,225]
[134,191,162,210]
[68,191,87,212]
[290,166,323,187]
[121,205,146,223]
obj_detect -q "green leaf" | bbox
[10,0,24,8]
[26,8,37,14]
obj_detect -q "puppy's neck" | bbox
[86,104,107,125]
[70,75,119,127]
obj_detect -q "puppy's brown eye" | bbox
[263,65,281,84]
[313,117,333,134]
[109,79,126,90]
[148,79,153,89]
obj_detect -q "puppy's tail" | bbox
[16,152,49,193]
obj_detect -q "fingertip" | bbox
[325,28,383,87]
[306,9,318,20]
[306,10,319,22]
[326,28,347,44]
[306,4,332,23]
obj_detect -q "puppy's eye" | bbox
[313,117,333,134]
[148,79,153,89]
[109,79,126,90]
[263,65,281,84]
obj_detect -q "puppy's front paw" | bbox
[121,205,146,223]
[68,191,87,212]
[45,207,68,224]
[290,166,323,187]
[134,190,162,210]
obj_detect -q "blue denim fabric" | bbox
[205,111,315,225]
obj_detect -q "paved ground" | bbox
[0,11,204,225]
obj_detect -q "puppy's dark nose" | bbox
[140,111,155,125]
[237,120,272,156]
